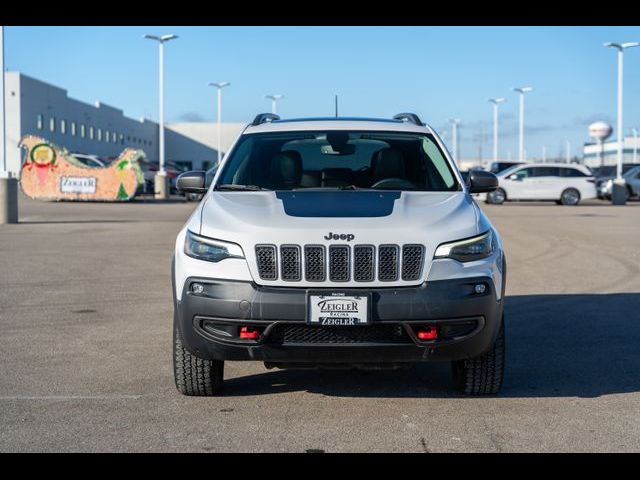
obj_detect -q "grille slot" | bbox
[269,324,411,344]
[280,245,301,281]
[255,245,277,280]
[329,245,350,282]
[401,245,425,281]
[354,245,375,282]
[378,245,399,281]
[304,245,326,282]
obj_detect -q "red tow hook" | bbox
[239,326,261,340]
[416,326,438,341]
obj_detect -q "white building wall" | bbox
[583,136,640,168]
[4,72,164,176]
[165,122,246,155]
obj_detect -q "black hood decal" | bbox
[275,191,401,217]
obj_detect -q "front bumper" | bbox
[174,274,505,364]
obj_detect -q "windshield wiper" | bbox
[215,184,269,191]
[339,184,360,190]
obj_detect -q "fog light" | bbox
[417,326,438,340]
[474,283,486,294]
[239,326,261,340]
[191,283,204,294]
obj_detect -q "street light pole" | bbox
[0,25,18,224]
[488,98,506,163]
[449,119,461,165]
[605,42,640,204]
[265,94,284,114]
[565,140,571,163]
[144,33,178,200]
[209,82,230,165]
[542,145,547,163]
[632,127,638,163]
[513,87,533,162]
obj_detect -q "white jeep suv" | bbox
[172,113,506,396]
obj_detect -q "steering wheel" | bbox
[370,178,417,190]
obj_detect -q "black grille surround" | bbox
[329,245,350,282]
[354,245,375,282]
[402,244,425,281]
[378,245,399,281]
[255,245,277,280]
[280,245,301,281]
[304,245,326,282]
[254,243,425,283]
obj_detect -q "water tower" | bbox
[588,121,613,167]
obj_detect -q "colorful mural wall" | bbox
[19,136,145,201]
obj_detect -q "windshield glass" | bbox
[496,164,523,177]
[216,131,460,191]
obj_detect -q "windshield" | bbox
[216,130,460,191]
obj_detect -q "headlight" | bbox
[184,230,244,263]
[434,231,494,262]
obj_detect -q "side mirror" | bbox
[176,170,207,193]
[468,170,498,193]
[507,174,519,181]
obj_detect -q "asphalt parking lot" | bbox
[1,194,639,452]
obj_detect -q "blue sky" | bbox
[5,26,640,160]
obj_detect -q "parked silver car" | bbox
[597,165,640,200]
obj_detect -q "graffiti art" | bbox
[19,136,145,201]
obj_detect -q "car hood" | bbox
[200,190,482,241]
[195,190,491,286]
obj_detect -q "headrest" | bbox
[270,150,302,188]
[371,148,406,181]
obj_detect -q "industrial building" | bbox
[3,72,245,176]
[583,136,640,168]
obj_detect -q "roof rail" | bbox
[393,113,424,126]
[251,113,280,126]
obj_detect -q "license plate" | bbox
[307,292,370,325]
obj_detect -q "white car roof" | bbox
[507,163,591,172]
[244,117,436,135]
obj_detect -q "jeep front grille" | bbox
[304,245,325,282]
[329,245,350,282]
[255,245,277,280]
[255,244,424,283]
[354,245,375,282]
[378,245,399,281]
[401,245,425,281]
[280,245,301,281]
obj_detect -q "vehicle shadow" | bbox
[222,293,640,398]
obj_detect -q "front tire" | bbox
[173,322,224,396]
[451,318,505,395]
[486,188,506,205]
[560,188,580,206]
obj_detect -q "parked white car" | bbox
[486,163,596,206]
